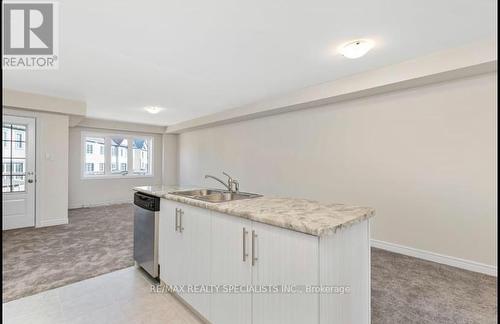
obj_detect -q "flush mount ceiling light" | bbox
[338,39,375,59]
[143,106,164,114]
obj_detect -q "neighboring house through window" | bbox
[13,163,23,173]
[84,137,104,176]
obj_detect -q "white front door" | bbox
[2,115,36,230]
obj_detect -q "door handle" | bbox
[251,230,258,266]
[242,227,248,262]
[27,179,34,183]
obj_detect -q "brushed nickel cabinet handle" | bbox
[179,210,184,233]
[242,227,249,262]
[251,230,258,266]
[175,208,179,232]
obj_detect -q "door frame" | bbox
[2,113,37,229]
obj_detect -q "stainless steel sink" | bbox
[170,189,261,203]
[172,189,221,197]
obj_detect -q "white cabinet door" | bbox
[176,203,212,320]
[211,211,252,324]
[160,201,211,320]
[159,199,184,287]
[251,222,319,324]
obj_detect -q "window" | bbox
[111,137,128,173]
[3,124,27,192]
[84,137,104,176]
[132,138,151,175]
[82,132,153,178]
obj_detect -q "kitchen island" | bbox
[134,185,375,324]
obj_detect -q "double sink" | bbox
[171,189,261,203]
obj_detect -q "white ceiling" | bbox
[3,0,497,126]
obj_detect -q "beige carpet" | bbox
[2,204,498,324]
[2,204,134,303]
[372,248,497,324]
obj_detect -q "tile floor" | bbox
[2,267,202,324]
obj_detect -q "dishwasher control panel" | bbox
[134,192,160,211]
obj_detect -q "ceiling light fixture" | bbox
[338,39,374,59]
[144,106,164,114]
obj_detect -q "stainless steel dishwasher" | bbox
[133,192,160,278]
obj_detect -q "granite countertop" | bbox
[133,185,186,197]
[133,186,375,237]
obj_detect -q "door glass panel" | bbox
[11,159,26,175]
[3,125,12,141]
[2,124,27,193]
[12,125,26,142]
[2,175,11,192]
[3,158,12,174]
[12,141,26,158]
[3,141,11,158]
[12,175,25,192]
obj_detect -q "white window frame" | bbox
[81,131,154,179]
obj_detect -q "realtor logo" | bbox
[2,1,59,69]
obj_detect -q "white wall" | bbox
[163,134,179,185]
[68,127,164,208]
[3,108,69,227]
[178,73,497,267]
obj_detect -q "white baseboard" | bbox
[371,239,497,277]
[38,218,69,227]
[69,199,132,210]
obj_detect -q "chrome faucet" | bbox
[205,172,239,193]
[223,172,240,193]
